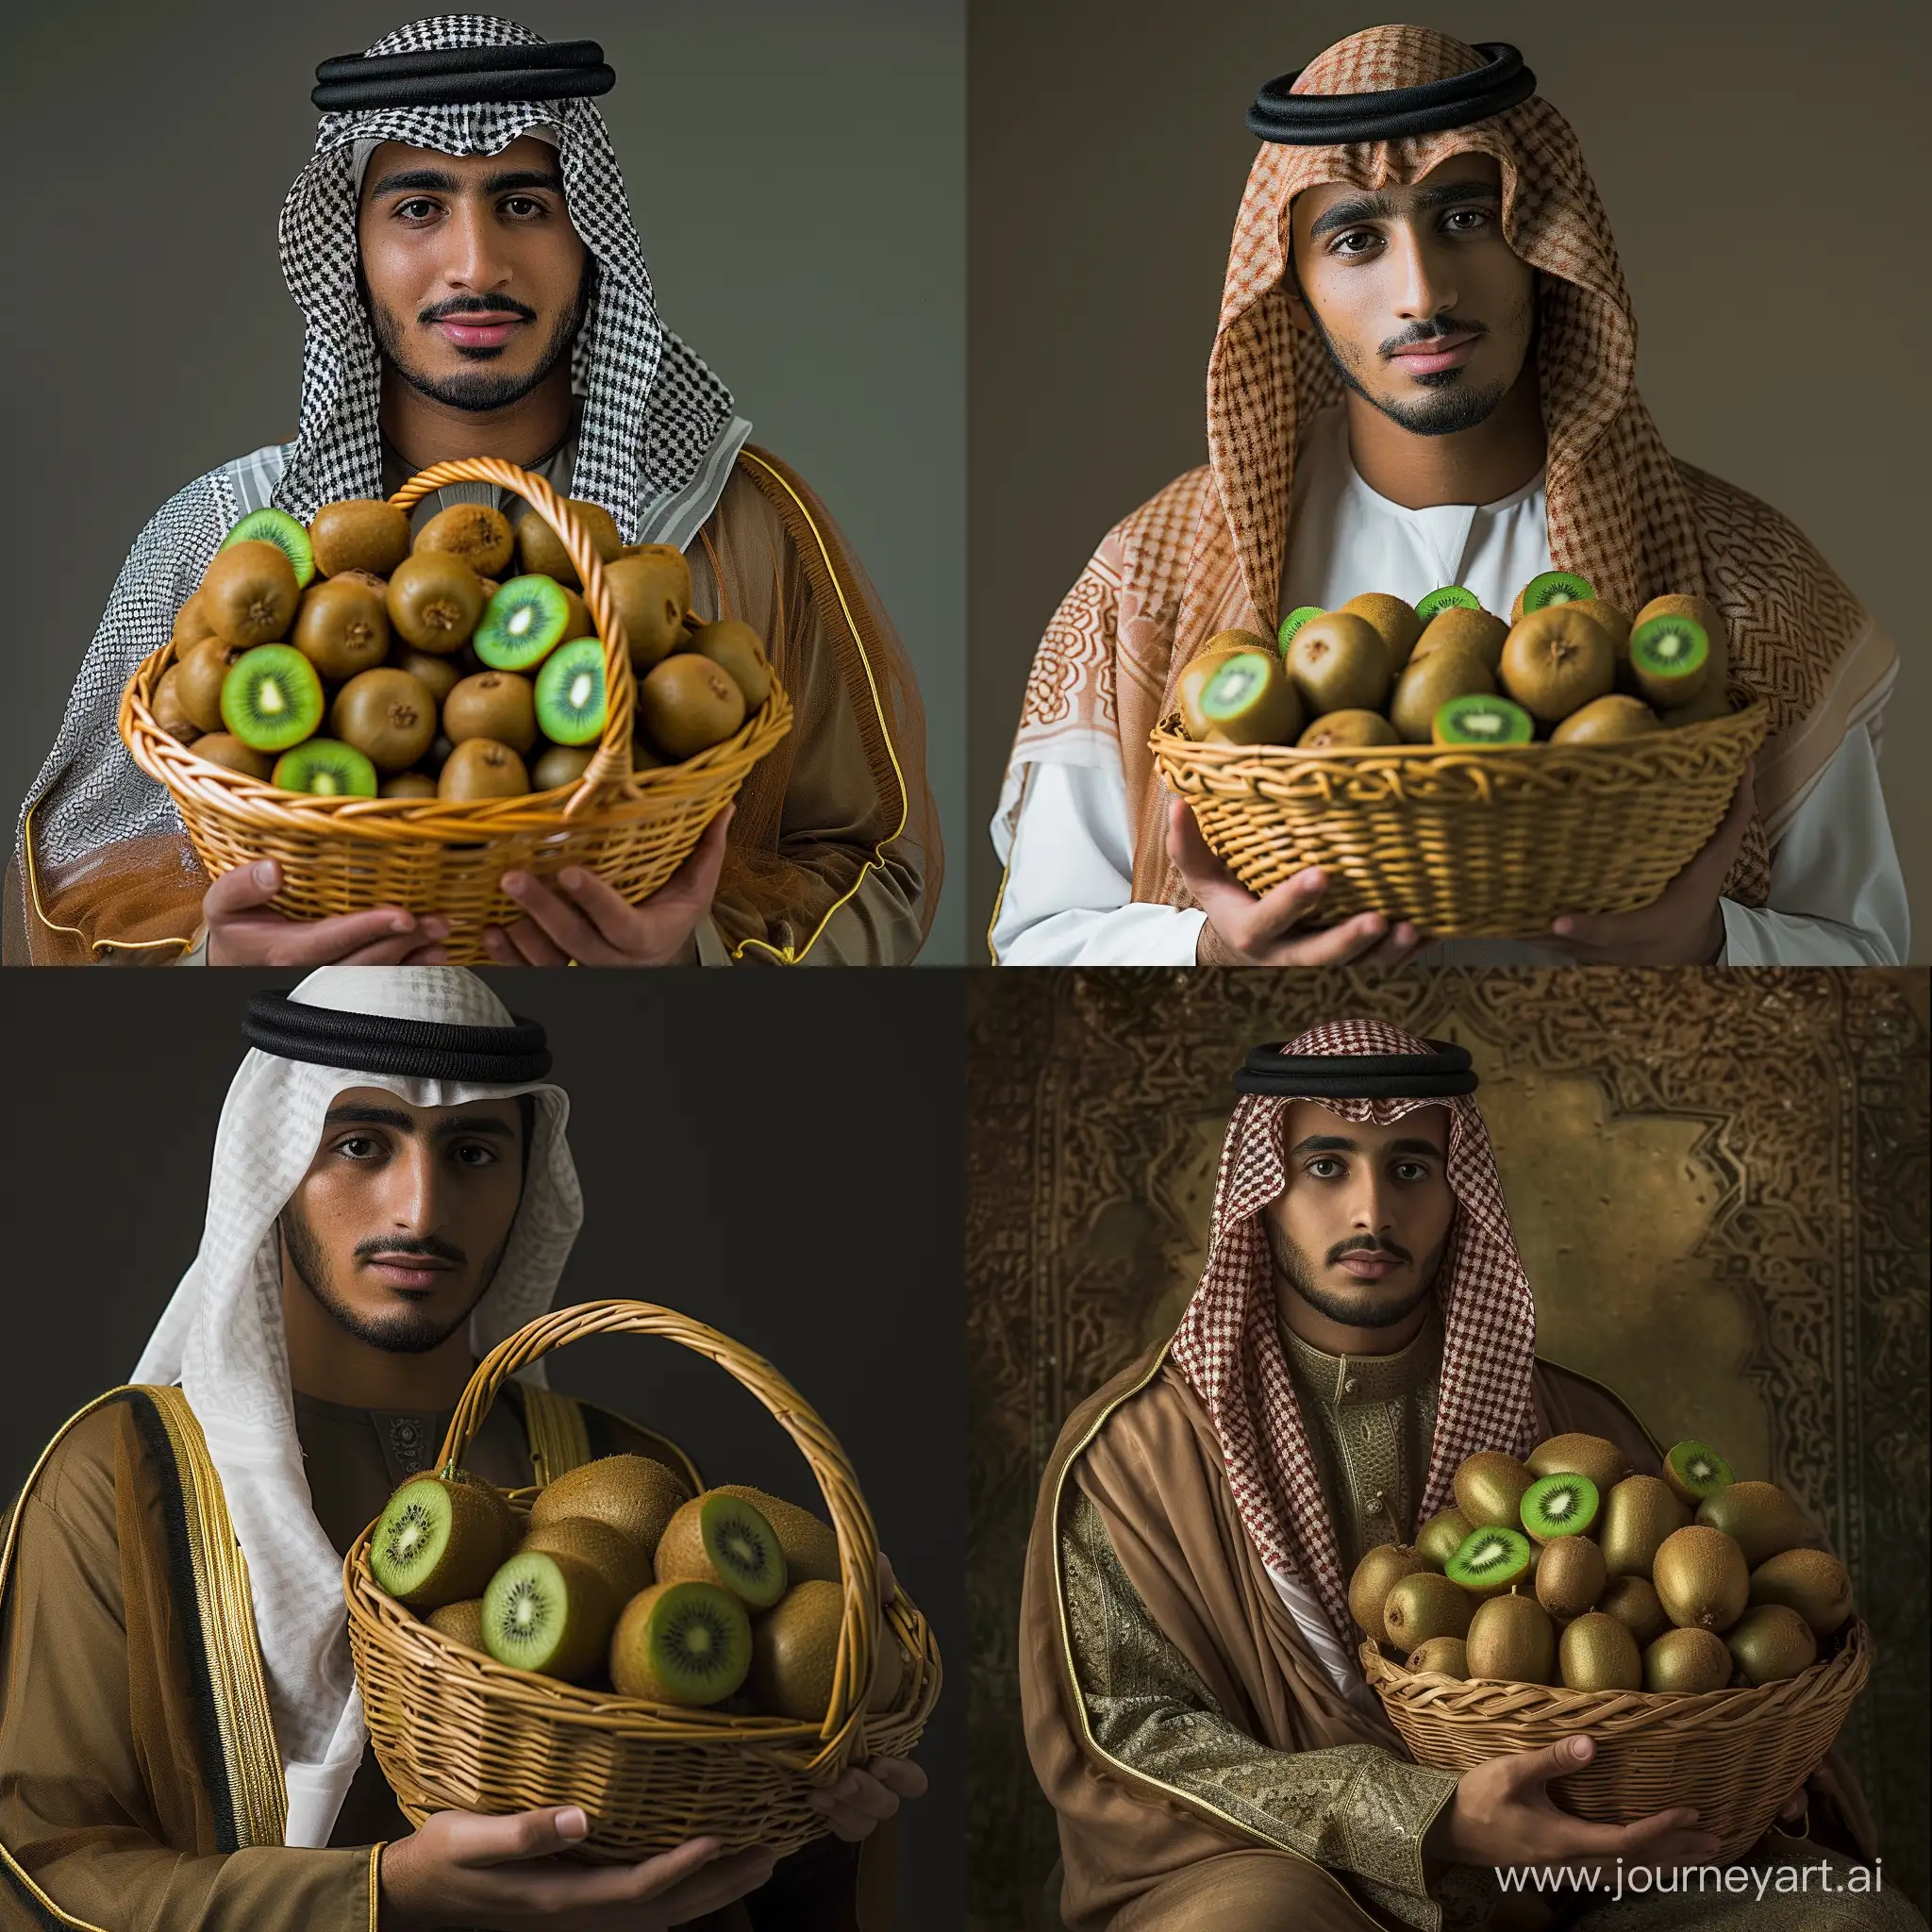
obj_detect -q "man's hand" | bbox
[378,1807,776,1932]
[206,861,450,967]
[804,1756,927,1841]
[1429,1736,1721,1872]
[1544,765,1755,965]
[1168,800,1424,966]
[482,807,732,967]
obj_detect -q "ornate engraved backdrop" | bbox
[965,970,1929,1931]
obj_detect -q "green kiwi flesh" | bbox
[371,1475,504,1609]
[483,1549,619,1683]
[1198,649,1299,744]
[474,575,572,671]
[224,508,315,589]
[534,639,608,746]
[1444,1524,1534,1598]
[221,645,324,752]
[1663,1440,1733,1508]
[274,739,377,798]
[1628,615,1710,708]
[609,1579,753,1705]
[1433,692,1535,746]
[1521,570,1595,613]
[1415,586,1480,624]
[1275,605,1324,654]
[1521,1472,1600,1542]
[655,1492,789,1609]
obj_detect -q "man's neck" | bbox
[1341,363,1547,511]
[1275,1282,1436,1358]
[378,364,575,475]
[280,1265,478,1411]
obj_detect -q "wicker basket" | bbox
[343,1299,941,1859]
[1361,1620,1869,1859]
[121,460,792,962]
[1152,696,1767,937]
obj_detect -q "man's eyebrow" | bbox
[433,1115,515,1140]
[367,167,463,199]
[484,168,564,195]
[1290,1133,1359,1155]
[1411,176,1503,213]
[324,1104,417,1132]
[1387,1137,1445,1158]
[1307,177,1500,239]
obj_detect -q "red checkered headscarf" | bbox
[1169,1019,1538,1645]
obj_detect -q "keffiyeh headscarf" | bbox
[1168,1019,1538,1657]
[130,967,579,1848]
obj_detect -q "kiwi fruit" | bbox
[1466,1591,1555,1684]
[153,666,201,743]
[1521,1472,1599,1542]
[1432,692,1535,746]
[1726,1604,1817,1688]
[607,551,693,671]
[1444,1524,1534,1599]
[202,540,300,649]
[310,499,411,579]
[708,1486,842,1585]
[1695,1482,1807,1569]
[1634,593,1729,684]
[1643,1624,1731,1693]
[1405,1635,1469,1678]
[515,499,624,586]
[1381,1571,1474,1651]
[1500,607,1615,723]
[176,637,249,733]
[415,503,514,577]
[1416,1507,1474,1571]
[1411,607,1507,675]
[1600,1476,1690,1579]
[388,552,486,654]
[654,1492,789,1610]
[1652,1524,1749,1633]
[223,508,315,590]
[425,1598,487,1652]
[1597,1574,1669,1649]
[1663,680,1735,728]
[1748,1549,1853,1637]
[191,732,273,780]
[609,1579,753,1705]
[1511,571,1595,621]
[870,1627,908,1711]
[1275,606,1324,654]
[371,1475,508,1609]
[437,737,529,800]
[1177,643,1243,740]
[520,1515,656,1604]
[332,668,439,773]
[483,1548,620,1682]
[1627,614,1710,709]
[1340,592,1423,674]
[1193,648,1302,745]
[221,644,324,752]
[692,620,772,709]
[527,1455,694,1553]
[172,590,217,649]
[1535,1531,1607,1622]
[472,575,572,673]
[1414,586,1481,625]
[532,744,596,792]
[1662,1440,1734,1510]
[1559,1610,1642,1691]
[746,1577,846,1721]
[1349,1542,1428,1642]
[448,1470,520,1554]
[1527,1434,1630,1494]
[292,577,390,682]
[1454,1453,1537,1529]
[1391,644,1492,743]
[534,640,608,747]
[1286,612,1390,717]
[1297,708,1398,749]
[274,739,378,798]
[642,655,748,759]
[1550,694,1661,744]
[444,671,538,757]
[1574,597,1631,655]
[380,773,439,800]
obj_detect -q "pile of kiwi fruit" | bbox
[1177,574,1734,753]
[1350,1433,1856,1698]
[369,1454,908,1722]
[154,497,771,802]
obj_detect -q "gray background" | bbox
[2,0,966,962]
[967,0,1931,959]
[0,967,964,1924]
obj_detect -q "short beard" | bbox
[1265,1218,1444,1331]
[367,263,590,414]
[280,1205,509,1357]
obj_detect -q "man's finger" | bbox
[876,1551,898,1604]
[551,866,648,948]
[1350,921,1424,965]
[653,804,733,913]
[1507,1735,1597,1791]
[447,1805,604,1866]
[249,908,428,966]
[861,1756,928,1800]
[204,860,284,917]
[1271,911,1392,965]
[502,873,618,965]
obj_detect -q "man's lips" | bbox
[1335,1252,1407,1281]
[363,1254,457,1291]
[430,315,525,348]
[1388,333,1479,375]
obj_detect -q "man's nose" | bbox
[1391,224,1457,321]
[443,201,510,290]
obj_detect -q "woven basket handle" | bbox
[431,1299,882,1750]
[389,460,635,819]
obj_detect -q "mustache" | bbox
[1326,1233,1413,1265]
[417,293,538,325]
[1379,316,1487,358]
[355,1233,467,1266]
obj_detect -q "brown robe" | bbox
[1021,1346,1878,1932]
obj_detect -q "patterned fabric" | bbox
[1167,1020,1539,1652]
[1003,23,1898,914]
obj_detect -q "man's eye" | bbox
[1395,1162,1427,1182]
[501,195,545,218]
[1332,230,1378,257]
[1443,208,1490,233]
[454,1143,499,1167]
[1308,1158,1344,1178]
[339,1136,380,1159]
[395,198,441,221]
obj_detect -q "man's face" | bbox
[1263,1099,1455,1331]
[279,1087,525,1356]
[358,135,591,413]
[1286,153,1535,439]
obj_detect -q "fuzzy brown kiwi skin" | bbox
[295,577,392,682]
[444,672,538,757]
[415,503,515,578]
[202,541,299,649]
[387,553,486,654]
[437,737,529,800]
[310,499,411,579]
[153,666,202,743]
[176,637,250,733]
[191,732,274,780]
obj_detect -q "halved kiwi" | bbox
[332,668,440,773]
[533,640,608,748]
[653,1492,789,1609]
[641,655,747,759]
[1433,692,1535,747]
[370,1474,506,1609]
[201,541,300,649]
[609,1579,752,1705]
[1177,634,1263,739]
[444,671,537,756]
[605,550,691,670]
[1195,648,1301,745]
[1512,570,1595,620]
[388,553,485,654]
[1275,605,1324,654]
[1521,1472,1599,1542]
[223,508,315,590]
[294,576,391,681]
[221,644,324,752]
[1415,586,1480,624]
[474,575,572,672]
[1444,1524,1535,1599]
[273,739,378,798]
[1627,614,1710,708]
[483,1549,620,1683]
[414,503,514,577]
[309,498,410,579]
[1662,1440,1734,1509]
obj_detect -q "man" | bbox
[991,26,1906,968]
[1020,1022,1913,1930]
[7,16,938,967]
[0,968,924,1929]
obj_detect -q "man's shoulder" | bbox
[1107,464,1215,560]
[1673,459,1857,614]
[9,1391,154,1536]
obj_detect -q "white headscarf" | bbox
[131,966,579,1848]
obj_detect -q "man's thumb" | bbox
[1524,1734,1593,1784]
[205,859,280,915]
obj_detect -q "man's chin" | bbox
[1301,1274,1429,1330]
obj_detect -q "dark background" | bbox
[1,0,966,961]
[0,966,966,1926]
[967,0,1932,958]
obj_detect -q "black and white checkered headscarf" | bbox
[275,13,734,536]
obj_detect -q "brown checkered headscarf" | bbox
[1169,1019,1538,1647]
[1005,25,1895,914]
